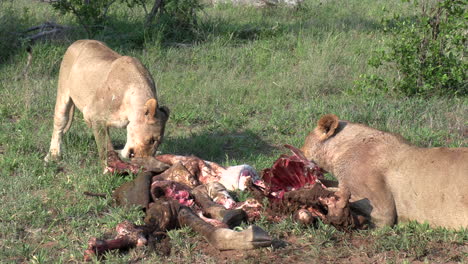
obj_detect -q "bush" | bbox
[358,0,467,97]
[52,0,203,42]
[0,4,31,64]
[52,0,116,37]
[126,0,203,43]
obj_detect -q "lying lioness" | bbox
[301,114,468,229]
[45,40,169,163]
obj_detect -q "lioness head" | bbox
[301,114,339,161]
[121,98,170,159]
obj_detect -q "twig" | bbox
[145,0,164,28]
[83,191,108,198]
[102,0,118,19]
[15,46,33,81]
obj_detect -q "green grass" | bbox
[0,0,467,263]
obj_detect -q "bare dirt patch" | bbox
[164,232,467,264]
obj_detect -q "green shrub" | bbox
[0,4,31,63]
[52,0,116,37]
[51,0,202,42]
[146,0,203,43]
[358,0,467,97]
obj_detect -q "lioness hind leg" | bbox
[45,93,74,162]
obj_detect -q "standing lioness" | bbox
[45,40,169,163]
[301,114,468,229]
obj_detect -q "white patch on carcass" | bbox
[219,164,259,191]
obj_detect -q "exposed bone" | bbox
[206,182,236,209]
[293,208,316,225]
[283,144,318,168]
[192,185,247,228]
[89,146,365,260]
[84,221,149,261]
[197,212,229,228]
[218,164,259,191]
[234,198,264,222]
[246,181,360,227]
[319,188,367,229]
[155,154,258,190]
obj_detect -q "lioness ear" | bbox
[315,114,339,141]
[144,98,158,117]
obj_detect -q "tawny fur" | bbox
[45,40,169,163]
[301,114,468,229]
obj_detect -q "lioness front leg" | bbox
[45,93,74,162]
[91,121,113,166]
[351,185,396,227]
[342,172,397,228]
[368,191,397,227]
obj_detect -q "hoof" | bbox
[244,225,272,248]
[211,225,272,250]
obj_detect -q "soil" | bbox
[175,234,467,264]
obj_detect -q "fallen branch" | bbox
[23,21,71,41]
[15,21,71,80]
[28,28,63,41]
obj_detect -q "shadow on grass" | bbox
[91,2,388,53]
[160,129,278,164]
[66,126,277,165]
[0,6,29,65]
[1,1,402,67]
